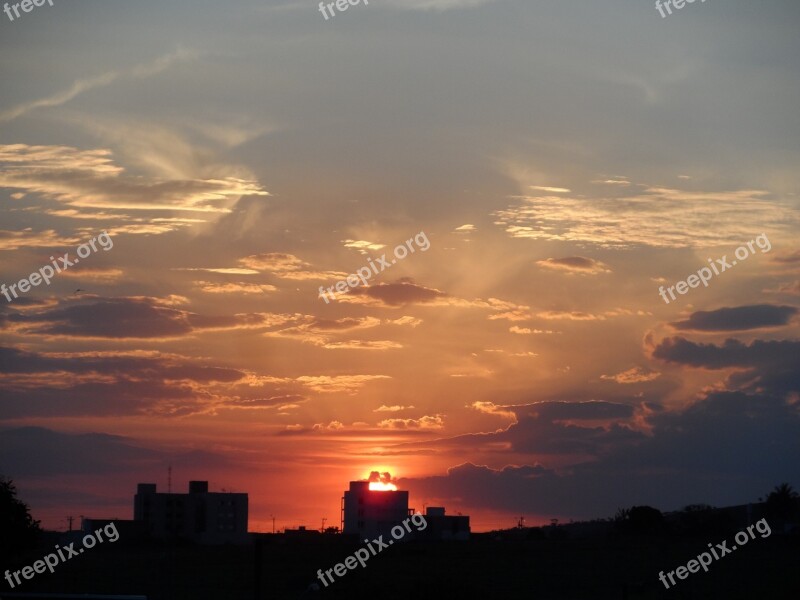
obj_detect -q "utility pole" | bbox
[66,516,74,532]
[321,517,327,533]
[270,514,275,534]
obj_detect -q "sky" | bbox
[1,0,799,533]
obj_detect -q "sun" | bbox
[365,468,398,491]
[368,481,398,491]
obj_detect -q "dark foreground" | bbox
[3,532,799,600]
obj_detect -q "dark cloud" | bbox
[400,392,800,519]
[0,427,237,520]
[5,296,275,339]
[670,305,797,332]
[0,427,160,477]
[345,280,446,306]
[524,401,635,421]
[0,345,252,418]
[225,395,307,409]
[0,426,233,478]
[403,400,642,458]
[771,250,800,264]
[0,346,243,381]
[652,337,800,396]
[399,328,800,517]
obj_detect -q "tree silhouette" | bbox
[764,482,800,520]
[0,476,42,563]
[614,505,664,533]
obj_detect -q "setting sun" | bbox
[368,481,398,491]
[365,470,397,491]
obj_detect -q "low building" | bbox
[81,517,148,542]
[133,480,248,544]
[418,506,470,541]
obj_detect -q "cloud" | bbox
[313,421,345,431]
[530,185,570,193]
[536,256,611,275]
[509,326,558,335]
[470,401,516,420]
[262,315,401,350]
[295,374,390,394]
[592,177,630,187]
[238,253,346,281]
[0,426,230,478]
[225,395,307,411]
[342,280,447,307]
[342,239,386,252]
[600,367,661,384]
[0,228,82,251]
[0,144,267,217]
[175,267,260,275]
[399,392,800,518]
[765,281,800,296]
[194,281,277,294]
[318,340,403,350]
[378,415,445,430]
[386,316,423,327]
[494,186,797,248]
[770,250,800,265]
[4,296,288,339]
[374,405,416,412]
[57,268,125,282]
[535,308,648,321]
[652,336,800,396]
[404,400,642,459]
[0,48,196,122]
[0,346,255,418]
[536,310,605,321]
[670,305,797,332]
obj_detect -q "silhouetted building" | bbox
[81,517,147,541]
[418,506,471,541]
[133,480,248,544]
[341,481,412,540]
[284,525,322,539]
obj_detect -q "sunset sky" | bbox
[1,0,799,533]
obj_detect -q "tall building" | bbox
[133,480,248,544]
[341,481,413,540]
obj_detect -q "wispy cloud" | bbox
[536,256,611,275]
[495,186,797,249]
[0,144,267,216]
[0,48,197,123]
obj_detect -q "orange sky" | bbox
[1,0,799,534]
